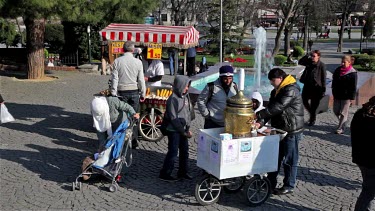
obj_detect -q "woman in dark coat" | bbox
[298,50,326,126]
[332,55,357,134]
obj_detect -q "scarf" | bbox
[340,65,352,76]
[91,96,112,137]
[275,75,296,96]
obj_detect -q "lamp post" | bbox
[87,25,91,64]
[220,0,223,64]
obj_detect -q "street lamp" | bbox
[220,0,223,64]
[87,25,92,64]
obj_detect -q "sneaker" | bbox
[159,174,178,182]
[177,173,193,180]
[335,129,343,134]
[274,186,294,195]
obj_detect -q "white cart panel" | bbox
[197,128,280,180]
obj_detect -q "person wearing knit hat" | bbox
[197,65,238,129]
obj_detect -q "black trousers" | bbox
[118,90,140,147]
[302,85,324,122]
[187,57,196,76]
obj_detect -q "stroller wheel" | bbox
[77,182,82,191]
[109,184,118,192]
[72,182,76,191]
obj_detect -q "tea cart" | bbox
[195,127,286,207]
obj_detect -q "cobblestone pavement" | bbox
[0,70,367,210]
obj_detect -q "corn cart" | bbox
[195,127,287,207]
[99,24,200,142]
[138,85,172,142]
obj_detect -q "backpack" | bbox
[207,81,239,104]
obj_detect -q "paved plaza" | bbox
[0,66,370,211]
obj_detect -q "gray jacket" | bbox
[165,75,192,134]
[111,52,146,97]
[197,78,237,126]
[106,96,136,127]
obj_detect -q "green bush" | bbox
[290,40,301,48]
[274,55,287,66]
[293,46,305,57]
[357,55,375,71]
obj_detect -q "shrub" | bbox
[351,54,368,65]
[357,55,375,71]
[293,46,305,57]
[290,40,301,48]
[274,55,287,66]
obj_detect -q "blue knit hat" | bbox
[219,65,234,77]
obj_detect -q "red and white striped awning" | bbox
[99,23,199,49]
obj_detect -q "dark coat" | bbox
[299,56,327,91]
[332,67,357,100]
[351,106,375,168]
[257,82,304,134]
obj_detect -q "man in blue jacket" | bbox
[256,68,304,195]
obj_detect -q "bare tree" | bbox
[272,0,296,57]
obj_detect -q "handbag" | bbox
[299,69,307,84]
[1,104,15,123]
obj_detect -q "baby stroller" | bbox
[72,118,135,192]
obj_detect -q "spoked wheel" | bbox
[195,174,222,206]
[138,109,164,142]
[245,176,271,207]
[223,177,245,193]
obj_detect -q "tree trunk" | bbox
[337,13,346,52]
[284,27,292,56]
[272,0,296,57]
[25,18,46,79]
[303,17,308,50]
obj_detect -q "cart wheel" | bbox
[195,174,222,206]
[72,182,76,191]
[245,176,271,207]
[109,184,118,193]
[223,177,245,193]
[77,182,82,191]
[138,112,164,142]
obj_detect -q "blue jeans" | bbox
[355,166,375,211]
[169,51,175,75]
[268,132,303,189]
[160,132,189,176]
[118,90,140,146]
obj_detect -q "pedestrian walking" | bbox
[197,65,238,129]
[110,41,146,149]
[351,96,375,211]
[332,55,357,134]
[159,75,193,182]
[168,49,176,76]
[256,68,304,195]
[186,47,196,76]
[298,50,327,126]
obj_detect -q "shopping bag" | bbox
[0,104,15,123]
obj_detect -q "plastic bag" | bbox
[1,104,15,123]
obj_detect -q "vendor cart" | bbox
[138,84,172,142]
[195,127,286,207]
[99,24,199,142]
[99,23,200,76]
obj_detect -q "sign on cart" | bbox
[147,43,162,59]
[111,41,125,54]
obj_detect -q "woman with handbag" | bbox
[298,50,327,126]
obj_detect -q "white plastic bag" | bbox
[1,104,15,123]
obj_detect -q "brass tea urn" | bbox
[224,90,255,138]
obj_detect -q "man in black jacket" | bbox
[256,68,304,195]
[351,96,375,211]
[298,50,326,126]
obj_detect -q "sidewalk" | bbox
[0,65,366,210]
